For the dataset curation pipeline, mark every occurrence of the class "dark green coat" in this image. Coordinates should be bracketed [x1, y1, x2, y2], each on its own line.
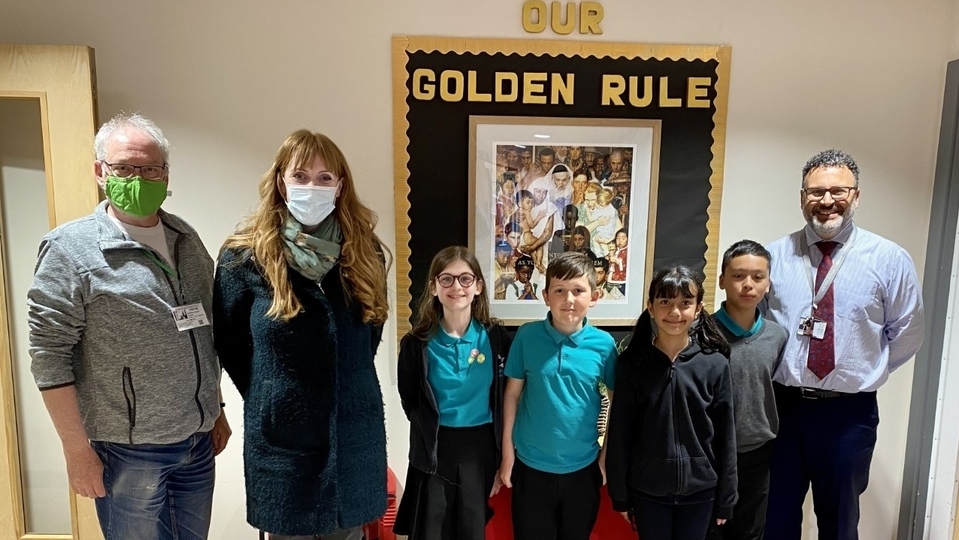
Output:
[213, 248, 386, 536]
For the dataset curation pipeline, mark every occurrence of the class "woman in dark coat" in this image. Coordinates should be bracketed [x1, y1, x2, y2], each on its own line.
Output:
[213, 129, 391, 540]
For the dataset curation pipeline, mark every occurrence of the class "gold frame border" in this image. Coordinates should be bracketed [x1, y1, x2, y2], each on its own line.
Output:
[392, 35, 731, 342]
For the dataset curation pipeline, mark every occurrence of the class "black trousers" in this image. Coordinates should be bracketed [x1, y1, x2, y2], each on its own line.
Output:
[511, 457, 602, 540]
[708, 440, 775, 540]
[632, 496, 714, 540]
[765, 384, 879, 540]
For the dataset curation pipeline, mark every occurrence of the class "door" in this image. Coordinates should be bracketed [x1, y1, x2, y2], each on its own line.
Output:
[0, 44, 101, 540]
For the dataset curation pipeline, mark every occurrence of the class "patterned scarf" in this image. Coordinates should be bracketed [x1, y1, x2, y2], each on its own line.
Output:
[281, 214, 342, 283]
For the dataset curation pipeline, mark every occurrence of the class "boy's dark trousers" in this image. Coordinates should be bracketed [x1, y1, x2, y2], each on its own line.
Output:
[708, 439, 775, 540]
[511, 457, 602, 540]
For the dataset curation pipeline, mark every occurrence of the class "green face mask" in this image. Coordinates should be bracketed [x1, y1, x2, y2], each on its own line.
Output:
[104, 176, 168, 218]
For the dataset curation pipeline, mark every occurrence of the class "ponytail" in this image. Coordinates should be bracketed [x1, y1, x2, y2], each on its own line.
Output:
[693, 310, 730, 357]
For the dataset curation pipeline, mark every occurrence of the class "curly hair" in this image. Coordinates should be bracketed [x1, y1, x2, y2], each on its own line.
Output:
[802, 149, 859, 187]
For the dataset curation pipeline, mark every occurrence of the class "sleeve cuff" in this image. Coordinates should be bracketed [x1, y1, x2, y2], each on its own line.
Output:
[715, 505, 734, 520]
[38, 381, 76, 391]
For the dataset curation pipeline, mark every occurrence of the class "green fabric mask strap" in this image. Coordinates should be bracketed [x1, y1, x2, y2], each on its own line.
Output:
[142, 249, 177, 278]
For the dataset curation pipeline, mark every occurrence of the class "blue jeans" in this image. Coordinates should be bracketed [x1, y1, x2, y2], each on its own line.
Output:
[92, 432, 216, 540]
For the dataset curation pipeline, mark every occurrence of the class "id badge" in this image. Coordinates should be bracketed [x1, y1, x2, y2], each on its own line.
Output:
[170, 303, 210, 331]
[797, 316, 812, 336]
[812, 319, 827, 340]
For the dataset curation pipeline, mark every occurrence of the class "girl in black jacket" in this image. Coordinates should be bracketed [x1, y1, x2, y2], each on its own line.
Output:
[606, 266, 737, 540]
[394, 246, 512, 540]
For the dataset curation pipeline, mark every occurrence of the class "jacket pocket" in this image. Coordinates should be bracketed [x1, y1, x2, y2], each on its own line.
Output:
[122, 367, 137, 444]
[260, 380, 333, 453]
[685, 456, 719, 492]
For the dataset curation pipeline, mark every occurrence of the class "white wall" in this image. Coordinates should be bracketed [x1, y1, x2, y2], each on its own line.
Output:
[1, 0, 955, 538]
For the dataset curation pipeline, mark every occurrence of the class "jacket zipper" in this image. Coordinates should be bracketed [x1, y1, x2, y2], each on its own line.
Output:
[159, 234, 206, 430]
[122, 367, 137, 444]
[670, 362, 682, 495]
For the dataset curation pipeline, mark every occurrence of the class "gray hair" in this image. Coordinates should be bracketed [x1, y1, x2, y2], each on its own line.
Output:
[94, 112, 170, 163]
[802, 149, 859, 187]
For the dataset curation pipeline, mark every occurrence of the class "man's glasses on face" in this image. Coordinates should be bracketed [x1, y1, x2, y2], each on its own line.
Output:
[102, 161, 168, 180]
[436, 273, 477, 288]
[802, 186, 856, 202]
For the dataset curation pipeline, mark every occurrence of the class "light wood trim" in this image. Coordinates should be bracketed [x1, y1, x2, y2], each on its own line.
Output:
[0, 44, 100, 540]
[71, 495, 100, 539]
[0, 44, 100, 225]
[0, 164, 26, 539]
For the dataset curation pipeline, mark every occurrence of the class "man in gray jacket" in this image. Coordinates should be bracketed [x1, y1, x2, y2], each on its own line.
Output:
[27, 112, 230, 540]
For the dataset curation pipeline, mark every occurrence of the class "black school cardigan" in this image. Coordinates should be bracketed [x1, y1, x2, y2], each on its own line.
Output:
[396, 323, 512, 474]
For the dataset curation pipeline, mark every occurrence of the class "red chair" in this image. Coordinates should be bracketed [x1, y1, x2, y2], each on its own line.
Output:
[364, 468, 399, 540]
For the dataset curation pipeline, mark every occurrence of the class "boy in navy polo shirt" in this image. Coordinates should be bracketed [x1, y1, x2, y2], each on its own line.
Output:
[495, 251, 617, 540]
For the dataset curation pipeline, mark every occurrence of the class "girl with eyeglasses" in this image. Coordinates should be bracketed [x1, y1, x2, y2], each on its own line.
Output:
[394, 246, 512, 540]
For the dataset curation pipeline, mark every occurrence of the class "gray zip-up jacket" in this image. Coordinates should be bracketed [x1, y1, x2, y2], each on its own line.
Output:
[28, 201, 221, 444]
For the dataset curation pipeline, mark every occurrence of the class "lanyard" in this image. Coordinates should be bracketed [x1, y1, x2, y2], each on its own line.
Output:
[142, 249, 177, 279]
[800, 228, 857, 311]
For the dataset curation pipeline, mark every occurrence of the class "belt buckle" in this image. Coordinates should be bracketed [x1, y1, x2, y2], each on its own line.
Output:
[799, 387, 822, 400]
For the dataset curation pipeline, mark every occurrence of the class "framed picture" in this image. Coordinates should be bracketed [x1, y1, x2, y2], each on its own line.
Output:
[469, 116, 660, 325]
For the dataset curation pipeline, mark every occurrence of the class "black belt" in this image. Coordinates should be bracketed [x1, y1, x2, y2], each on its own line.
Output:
[798, 387, 847, 399]
[777, 383, 851, 400]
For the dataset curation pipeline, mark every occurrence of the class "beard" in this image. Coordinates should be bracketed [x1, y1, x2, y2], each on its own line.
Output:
[805, 201, 857, 239]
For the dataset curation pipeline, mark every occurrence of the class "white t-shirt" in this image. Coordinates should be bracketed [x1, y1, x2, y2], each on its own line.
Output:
[109, 214, 173, 266]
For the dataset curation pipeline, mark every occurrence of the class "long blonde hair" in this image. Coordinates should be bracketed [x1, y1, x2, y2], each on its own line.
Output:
[222, 129, 391, 323]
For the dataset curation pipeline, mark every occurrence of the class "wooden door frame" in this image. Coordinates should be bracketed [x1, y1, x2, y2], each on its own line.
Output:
[0, 44, 100, 540]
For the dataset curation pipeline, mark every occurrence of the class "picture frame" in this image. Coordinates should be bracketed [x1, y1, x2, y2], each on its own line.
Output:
[469, 116, 661, 325]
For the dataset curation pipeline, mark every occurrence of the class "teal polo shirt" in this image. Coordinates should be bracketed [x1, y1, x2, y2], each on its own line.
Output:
[504, 316, 617, 474]
[714, 302, 763, 338]
[426, 319, 494, 427]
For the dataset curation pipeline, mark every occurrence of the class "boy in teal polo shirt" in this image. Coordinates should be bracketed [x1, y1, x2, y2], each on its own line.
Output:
[496, 252, 617, 540]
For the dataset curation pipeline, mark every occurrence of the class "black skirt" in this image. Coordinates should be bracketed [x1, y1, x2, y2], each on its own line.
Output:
[394, 423, 497, 540]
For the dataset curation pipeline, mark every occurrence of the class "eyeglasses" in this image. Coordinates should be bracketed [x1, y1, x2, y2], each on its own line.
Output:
[436, 273, 478, 288]
[802, 186, 856, 201]
[102, 161, 168, 180]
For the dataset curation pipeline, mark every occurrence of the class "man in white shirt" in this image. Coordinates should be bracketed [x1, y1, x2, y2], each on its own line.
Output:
[763, 149, 924, 540]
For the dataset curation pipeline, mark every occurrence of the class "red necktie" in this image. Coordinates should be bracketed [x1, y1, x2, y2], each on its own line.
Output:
[807, 241, 837, 379]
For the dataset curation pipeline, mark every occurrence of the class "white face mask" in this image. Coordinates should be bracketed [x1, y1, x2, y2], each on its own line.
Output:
[285, 184, 338, 226]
